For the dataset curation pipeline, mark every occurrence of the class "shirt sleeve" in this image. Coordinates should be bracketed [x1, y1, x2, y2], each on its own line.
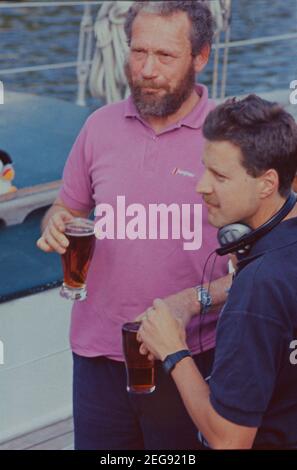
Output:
[59, 123, 94, 212]
[209, 308, 285, 427]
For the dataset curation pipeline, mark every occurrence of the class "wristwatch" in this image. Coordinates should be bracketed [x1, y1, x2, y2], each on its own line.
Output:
[162, 350, 192, 375]
[195, 285, 212, 312]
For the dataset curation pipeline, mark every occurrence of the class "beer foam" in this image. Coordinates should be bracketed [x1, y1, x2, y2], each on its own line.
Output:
[64, 229, 94, 236]
[65, 218, 94, 236]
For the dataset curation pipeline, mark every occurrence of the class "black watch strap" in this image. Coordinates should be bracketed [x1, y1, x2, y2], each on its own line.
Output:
[162, 349, 192, 375]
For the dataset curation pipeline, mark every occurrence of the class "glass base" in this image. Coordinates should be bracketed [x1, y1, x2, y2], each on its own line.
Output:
[60, 283, 87, 301]
[126, 385, 156, 394]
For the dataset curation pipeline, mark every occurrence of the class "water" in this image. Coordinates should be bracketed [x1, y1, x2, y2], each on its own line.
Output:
[0, 1, 296, 300]
[0, 0, 296, 105]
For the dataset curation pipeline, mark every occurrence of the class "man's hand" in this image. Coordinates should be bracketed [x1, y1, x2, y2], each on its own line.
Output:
[138, 299, 188, 361]
[134, 290, 198, 359]
[162, 291, 195, 326]
[135, 289, 198, 327]
[36, 209, 74, 255]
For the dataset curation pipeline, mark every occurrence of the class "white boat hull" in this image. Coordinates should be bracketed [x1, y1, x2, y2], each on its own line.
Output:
[0, 288, 72, 444]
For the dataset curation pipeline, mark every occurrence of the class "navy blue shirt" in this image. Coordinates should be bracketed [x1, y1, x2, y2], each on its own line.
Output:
[209, 217, 297, 449]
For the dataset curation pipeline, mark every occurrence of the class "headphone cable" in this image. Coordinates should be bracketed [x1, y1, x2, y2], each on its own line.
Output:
[198, 250, 218, 354]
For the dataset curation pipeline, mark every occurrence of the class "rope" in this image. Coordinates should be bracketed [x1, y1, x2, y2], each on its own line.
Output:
[89, 1, 133, 103]
[208, 0, 232, 99]
[76, 5, 94, 106]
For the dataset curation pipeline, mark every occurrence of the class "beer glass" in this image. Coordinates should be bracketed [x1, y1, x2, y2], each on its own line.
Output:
[60, 218, 95, 301]
[122, 322, 155, 394]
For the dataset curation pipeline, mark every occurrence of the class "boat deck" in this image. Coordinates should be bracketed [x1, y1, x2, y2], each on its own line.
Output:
[0, 418, 74, 451]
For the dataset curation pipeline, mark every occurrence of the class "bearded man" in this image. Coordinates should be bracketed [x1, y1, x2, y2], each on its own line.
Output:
[37, 1, 231, 450]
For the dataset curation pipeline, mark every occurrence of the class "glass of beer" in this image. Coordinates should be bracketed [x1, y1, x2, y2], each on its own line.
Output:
[122, 322, 155, 394]
[60, 218, 95, 301]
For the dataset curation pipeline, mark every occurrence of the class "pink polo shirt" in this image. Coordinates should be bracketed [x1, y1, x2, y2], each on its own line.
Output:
[59, 84, 227, 361]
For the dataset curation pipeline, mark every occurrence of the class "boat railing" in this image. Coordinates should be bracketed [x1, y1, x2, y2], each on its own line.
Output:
[0, 180, 61, 226]
[1, 1, 297, 103]
[0, 1, 105, 106]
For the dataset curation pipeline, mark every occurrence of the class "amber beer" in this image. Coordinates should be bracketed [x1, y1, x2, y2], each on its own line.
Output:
[122, 322, 155, 394]
[60, 218, 95, 301]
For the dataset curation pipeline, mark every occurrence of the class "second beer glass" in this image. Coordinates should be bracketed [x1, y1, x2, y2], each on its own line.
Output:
[122, 322, 155, 394]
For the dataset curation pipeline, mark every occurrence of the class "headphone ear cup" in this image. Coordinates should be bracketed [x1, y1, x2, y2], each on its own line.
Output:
[217, 223, 253, 250]
[216, 192, 297, 257]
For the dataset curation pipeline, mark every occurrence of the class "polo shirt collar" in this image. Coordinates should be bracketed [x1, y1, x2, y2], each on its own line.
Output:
[124, 84, 212, 130]
[179, 84, 211, 129]
[237, 217, 297, 268]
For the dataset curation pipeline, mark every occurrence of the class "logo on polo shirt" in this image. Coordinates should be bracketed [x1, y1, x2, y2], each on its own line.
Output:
[94, 196, 202, 251]
[172, 167, 195, 178]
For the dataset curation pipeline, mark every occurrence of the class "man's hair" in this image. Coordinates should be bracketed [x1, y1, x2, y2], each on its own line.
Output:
[124, 1, 214, 56]
[203, 94, 297, 197]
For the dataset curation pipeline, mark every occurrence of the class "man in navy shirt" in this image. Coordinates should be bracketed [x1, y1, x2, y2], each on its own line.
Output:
[138, 95, 297, 449]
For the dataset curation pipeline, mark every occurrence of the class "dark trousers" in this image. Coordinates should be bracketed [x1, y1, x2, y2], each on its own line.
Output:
[73, 349, 214, 450]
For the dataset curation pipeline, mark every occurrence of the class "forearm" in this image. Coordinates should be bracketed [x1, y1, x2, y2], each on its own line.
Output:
[139, 300, 257, 450]
[204, 273, 233, 312]
[171, 357, 251, 449]
[165, 274, 233, 324]
[170, 357, 219, 447]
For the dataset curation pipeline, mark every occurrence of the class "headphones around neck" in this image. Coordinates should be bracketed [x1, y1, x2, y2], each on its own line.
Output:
[216, 192, 297, 256]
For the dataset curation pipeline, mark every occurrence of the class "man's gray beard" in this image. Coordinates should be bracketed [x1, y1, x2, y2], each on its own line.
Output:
[125, 62, 196, 118]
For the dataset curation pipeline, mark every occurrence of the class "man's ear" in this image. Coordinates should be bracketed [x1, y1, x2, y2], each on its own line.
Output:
[258, 169, 279, 199]
[193, 44, 211, 73]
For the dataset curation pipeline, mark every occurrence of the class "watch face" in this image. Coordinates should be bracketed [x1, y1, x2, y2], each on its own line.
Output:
[202, 291, 211, 306]
[199, 287, 211, 307]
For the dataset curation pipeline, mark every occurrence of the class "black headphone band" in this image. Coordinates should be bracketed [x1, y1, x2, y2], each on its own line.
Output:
[216, 192, 297, 256]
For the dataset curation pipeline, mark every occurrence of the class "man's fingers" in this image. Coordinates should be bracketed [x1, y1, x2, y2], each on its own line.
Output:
[136, 330, 142, 342]
[48, 220, 69, 248]
[139, 343, 155, 362]
[139, 343, 149, 355]
[36, 237, 53, 253]
[42, 231, 67, 254]
[52, 211, 74, 232]
[36, 210, 74, 254]
[135, 306, 155, 323]
[37, 232, 67, 254]
[39, 217, 70, 254]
